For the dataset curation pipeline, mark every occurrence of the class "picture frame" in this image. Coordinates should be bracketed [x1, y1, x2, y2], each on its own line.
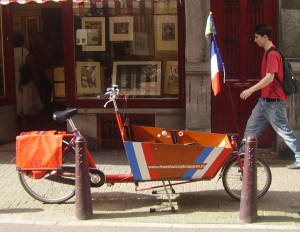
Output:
[109, 16, 134, 41]
[76, 62, 102, 97]
[81, 17, 106, 51]
[25, 16, 40, 47]
[13, 17, 22, 32]
[154, 15, 178, 51]
[164, 61, 179, 95]
[112, 61, 162, 96]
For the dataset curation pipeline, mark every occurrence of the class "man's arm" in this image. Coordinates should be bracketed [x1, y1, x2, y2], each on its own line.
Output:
[240, 73, 274, 100]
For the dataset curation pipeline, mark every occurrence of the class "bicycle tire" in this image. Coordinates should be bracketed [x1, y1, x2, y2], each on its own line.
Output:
[222, 156, 272, 200]
[18, 140, 76, 203]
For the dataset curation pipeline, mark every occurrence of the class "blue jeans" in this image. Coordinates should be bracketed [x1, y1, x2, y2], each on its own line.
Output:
[240, 98, 300, 162]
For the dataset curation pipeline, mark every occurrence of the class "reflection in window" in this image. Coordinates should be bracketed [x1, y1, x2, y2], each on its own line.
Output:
[73, 0, 179, 99]
[0, 9, 5, 98]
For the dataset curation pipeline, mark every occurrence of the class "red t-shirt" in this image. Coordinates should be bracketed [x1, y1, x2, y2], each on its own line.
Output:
[261, 47, 286, 100]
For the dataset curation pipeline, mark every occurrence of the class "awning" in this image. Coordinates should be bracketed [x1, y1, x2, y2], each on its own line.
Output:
[0, 0, 84, 4]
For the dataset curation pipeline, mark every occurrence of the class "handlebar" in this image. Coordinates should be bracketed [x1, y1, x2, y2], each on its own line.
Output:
[105, 84, 119, 95]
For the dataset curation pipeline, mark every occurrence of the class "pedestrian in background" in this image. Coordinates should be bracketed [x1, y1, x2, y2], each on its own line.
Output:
[239, 24, 300, 169]
[13, 34, 43, 122]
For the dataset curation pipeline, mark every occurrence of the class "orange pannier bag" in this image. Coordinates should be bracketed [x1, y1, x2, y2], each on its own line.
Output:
[16, 131, 65, 179]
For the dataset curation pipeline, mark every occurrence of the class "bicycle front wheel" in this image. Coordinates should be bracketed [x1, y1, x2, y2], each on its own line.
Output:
[18, 140, 76, 203]
[222, 156, 272, 200]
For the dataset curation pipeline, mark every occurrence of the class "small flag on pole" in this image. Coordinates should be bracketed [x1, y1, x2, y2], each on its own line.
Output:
[205, 12, 217, 43]
[211, 40, 223, 96]
[205, 12, 225, 96]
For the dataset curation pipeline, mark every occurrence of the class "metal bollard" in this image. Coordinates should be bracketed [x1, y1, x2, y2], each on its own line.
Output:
[75, 135, 93, 220]
[239, 135, 257, 223]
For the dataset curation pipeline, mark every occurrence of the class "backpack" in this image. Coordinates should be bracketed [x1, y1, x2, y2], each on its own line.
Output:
[19, 48, 33, 86]
[266, 47, 300, 96]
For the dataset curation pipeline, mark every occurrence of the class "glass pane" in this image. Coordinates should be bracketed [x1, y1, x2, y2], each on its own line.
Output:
[73, 0, 179, 100]
[0, 9, 5, 98]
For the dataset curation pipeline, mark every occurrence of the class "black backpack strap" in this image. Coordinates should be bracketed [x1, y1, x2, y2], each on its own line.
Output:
[265, 47, 282, 59]
[265, 47, 283, 86]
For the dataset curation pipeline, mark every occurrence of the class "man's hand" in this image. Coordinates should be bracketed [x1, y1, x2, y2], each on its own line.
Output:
[240, 89, 253, 100]
[240, 73, 274, 100]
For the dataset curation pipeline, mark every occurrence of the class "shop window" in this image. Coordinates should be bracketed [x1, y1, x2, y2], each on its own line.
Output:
[73, 0, 179, 100]
[0, 10, 5, 98]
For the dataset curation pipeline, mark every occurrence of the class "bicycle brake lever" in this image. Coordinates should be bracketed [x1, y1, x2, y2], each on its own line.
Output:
[104, 99, 112, 108]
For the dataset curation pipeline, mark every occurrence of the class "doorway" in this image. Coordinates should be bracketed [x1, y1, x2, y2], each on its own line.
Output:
[11, 2, 66, 132]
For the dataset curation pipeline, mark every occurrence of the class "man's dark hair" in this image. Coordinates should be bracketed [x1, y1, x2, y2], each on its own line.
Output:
[13, 34, 25, 48]
[254, 24, 273, 41]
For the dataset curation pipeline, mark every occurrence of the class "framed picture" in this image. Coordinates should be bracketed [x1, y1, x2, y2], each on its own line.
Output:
[25, 16, 40, 47]
[13, 17, 22, 32]
[154, 1, 177, 15]
[81, 17, 105, 51]
[112, 61, 162, 96]
[154, 15, 178, 51]
[109, 16, 134, 41]
[76, 62, 102, 97]
[164, 61, 178, 95]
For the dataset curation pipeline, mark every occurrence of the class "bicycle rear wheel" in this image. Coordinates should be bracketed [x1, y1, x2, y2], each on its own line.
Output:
[222, 156, 272, 200]
[18, 140, 76, 203]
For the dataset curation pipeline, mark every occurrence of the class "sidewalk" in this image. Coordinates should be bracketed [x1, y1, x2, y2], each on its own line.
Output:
[0, 142, 300, 232]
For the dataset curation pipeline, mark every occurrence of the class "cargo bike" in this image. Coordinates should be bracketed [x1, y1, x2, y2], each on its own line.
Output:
[16, 85, 272, 212]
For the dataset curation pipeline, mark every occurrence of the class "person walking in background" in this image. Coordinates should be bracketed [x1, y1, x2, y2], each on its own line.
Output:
[239, 24, 300, 169]
[13, 34, 43, 122]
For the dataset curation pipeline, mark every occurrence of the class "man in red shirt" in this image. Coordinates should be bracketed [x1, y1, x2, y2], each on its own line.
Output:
[240, 24, 300, 169]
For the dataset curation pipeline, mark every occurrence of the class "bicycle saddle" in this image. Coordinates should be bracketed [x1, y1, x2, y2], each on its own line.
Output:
[53, 108, 78, 123]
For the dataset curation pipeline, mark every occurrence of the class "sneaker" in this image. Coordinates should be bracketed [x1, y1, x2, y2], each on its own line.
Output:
[286, 161, 300, 169]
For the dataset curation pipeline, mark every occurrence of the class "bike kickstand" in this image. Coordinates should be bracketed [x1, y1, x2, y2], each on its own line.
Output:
[150, 180, 176, 213]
